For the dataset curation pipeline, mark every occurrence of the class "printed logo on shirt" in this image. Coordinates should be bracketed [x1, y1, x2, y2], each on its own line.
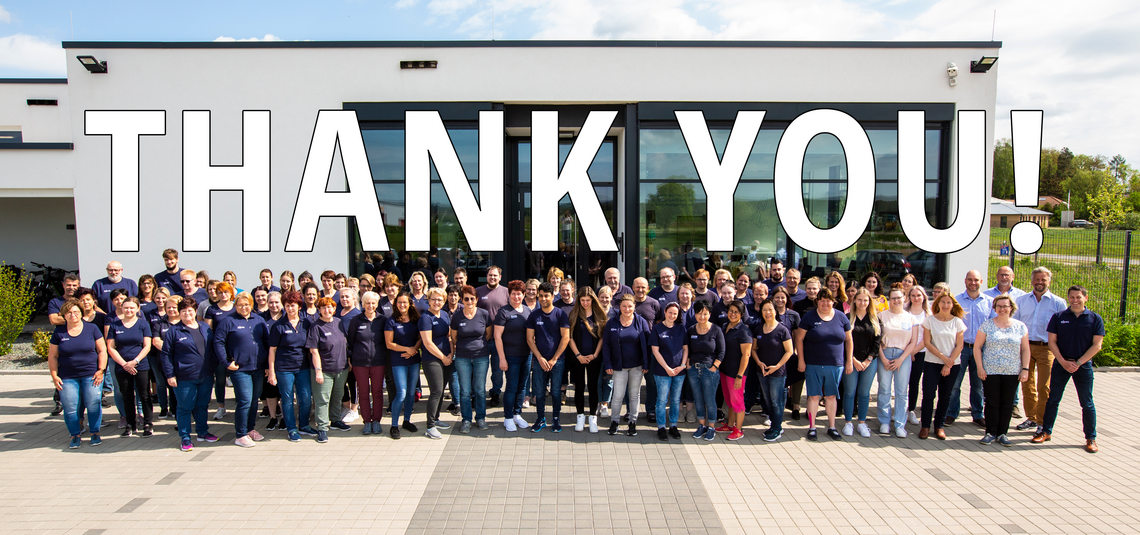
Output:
[459, 323, 466, 327]
[611, 328, 619, 332]
[284, 330, 294, 334]
[691, 335, 697, 339]
[536, 320, 544, 326]
[177, 336, 188, 342]
[321, 330, 331, 337]
[359, 325, 368, 330]
[237, 325, 246, 330]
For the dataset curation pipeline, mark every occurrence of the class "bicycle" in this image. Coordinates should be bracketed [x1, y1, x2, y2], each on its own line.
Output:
[24, 261, 76, 322]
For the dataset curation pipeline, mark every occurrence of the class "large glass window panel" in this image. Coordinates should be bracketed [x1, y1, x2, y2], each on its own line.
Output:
[640, 182, 707, 284]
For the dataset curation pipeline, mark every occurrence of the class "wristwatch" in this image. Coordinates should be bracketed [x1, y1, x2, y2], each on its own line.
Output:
[735, 374, 743, 379]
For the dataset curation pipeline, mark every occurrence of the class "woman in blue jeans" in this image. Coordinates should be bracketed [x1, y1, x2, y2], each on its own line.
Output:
[268, 291, 313, 442]
[685, 300, 725, 441]
[494, 280, 532, 432]
[450, 285, 494, 433]
[878, 288, 919, 438]
[49, 299, 108, 449]
[841, 289, 881, 438]
[750, 299, 793, 441]
[649, 302, 688, 441]
[161, 297, 220, 452]
[214, 294, 270, 448]
[384, 292, 422, 439]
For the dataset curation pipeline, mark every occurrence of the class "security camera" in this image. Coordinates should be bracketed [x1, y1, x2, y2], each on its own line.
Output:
[947, 62, 959, 87]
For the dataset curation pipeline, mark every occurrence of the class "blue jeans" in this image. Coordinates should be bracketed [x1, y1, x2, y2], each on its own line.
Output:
[948, 343, 984, 419]
[842, 359, 878, 422]
[488, 347, 504, 396]
[654, 374, 686, 428]
[877, 347, 912, 428]
[60, 376, 102, 437]
[503, 355, 530, 419]
[174, 377, 212, 441]
[454, 357, 488, 421]
[688, 362, 720, 423]
[391, 364, 421, 426]
[597, 366, 613, 404]
[530, 356, 565, 421]
[1042, 360, 1096, 439]
[759, 374, 787, 433]
[275, 368, 312, 432]
[230, 370, 264, 439]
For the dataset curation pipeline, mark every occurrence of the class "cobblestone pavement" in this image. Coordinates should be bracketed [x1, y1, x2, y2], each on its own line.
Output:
[1, 371, 1138, 534]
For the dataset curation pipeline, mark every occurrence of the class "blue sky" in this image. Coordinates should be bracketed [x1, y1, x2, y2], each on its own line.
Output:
[1, 0, 1137, 164]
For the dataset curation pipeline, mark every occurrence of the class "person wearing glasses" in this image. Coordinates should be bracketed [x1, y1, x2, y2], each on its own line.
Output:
[179, 269, 209, 310]
[49, 299, 108, 449]
[384, 293, 422, 439]
[420, 287, 454, 439]
[974, 295, 1030, 446]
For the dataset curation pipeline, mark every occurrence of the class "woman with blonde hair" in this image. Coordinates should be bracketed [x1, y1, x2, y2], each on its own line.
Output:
[840, 288, 881, 437]
[919, 293, 967, 439]
[877, 287, 920, 437]
[905, 285, 931, 425]
[279, 271, 298, 294]
[825, 271, 850, 314]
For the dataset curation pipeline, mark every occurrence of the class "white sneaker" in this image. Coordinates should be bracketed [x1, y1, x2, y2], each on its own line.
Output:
[575, 414, 586, 432]
[764, 417, 772, 426]
[879, 423, 891, 435]
[842, 422, 854, 436]
[426, 427, 443, 439]
[857, 423, 871, 437]
[234, 435, 255, 448]
[213, 407, 226, 420]
[908, 411, 920, 425]
[895, 426, 908, 438]
[588, 415, 599, 433]
[513, 415, 530, 429]
[521, 397, 530, 409]
[598, 405, 610, 419]
[342, 409, 359, 423]
[226, 377, 233, 387]
[503, 418, 517, 432]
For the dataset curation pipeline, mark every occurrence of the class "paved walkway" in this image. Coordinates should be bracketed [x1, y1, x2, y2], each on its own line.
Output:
[2, 371, 1139, 534]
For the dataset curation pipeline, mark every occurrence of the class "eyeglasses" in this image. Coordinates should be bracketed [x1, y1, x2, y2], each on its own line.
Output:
[181, 279, 195, 284]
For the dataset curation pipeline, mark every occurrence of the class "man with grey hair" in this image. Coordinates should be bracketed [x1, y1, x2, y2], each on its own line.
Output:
[984, 266, 1027, 300]
[1014, 266, 1067, 434]
[91, 260, 138, 317]
[949, 270, 995, 427]
[600, 267, 633, 301]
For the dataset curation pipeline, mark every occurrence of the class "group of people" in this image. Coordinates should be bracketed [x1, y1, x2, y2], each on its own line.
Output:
[46, 250, 1104, 453]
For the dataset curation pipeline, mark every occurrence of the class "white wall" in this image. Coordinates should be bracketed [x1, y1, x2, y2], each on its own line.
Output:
[51, 43, 998, 288]
[0, 197, 80, 272]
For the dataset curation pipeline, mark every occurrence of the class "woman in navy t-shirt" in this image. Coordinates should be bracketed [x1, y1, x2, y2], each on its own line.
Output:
[602, 294, 651, 437]
[494, 280, 532, 431]
[450, 286, 494, 431]
[107, 297, 154, 437]
[419, 288, 454, 437]
[649, 302, 688, 440]
[718, 301, 753, 441]
[794, 287, 853, 441]
[568, 286, 607, 433]
[267, 291, 314, 441]
[750, 299, 793, 440]
[385, 293, 422, 439]
[49, 299, 108, 449]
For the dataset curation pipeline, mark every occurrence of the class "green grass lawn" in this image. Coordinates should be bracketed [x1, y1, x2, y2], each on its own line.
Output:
[990, 227, 1133, 260]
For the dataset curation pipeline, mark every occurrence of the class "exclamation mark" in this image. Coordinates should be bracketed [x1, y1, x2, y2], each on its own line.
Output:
[1009, 110, 1044, 254]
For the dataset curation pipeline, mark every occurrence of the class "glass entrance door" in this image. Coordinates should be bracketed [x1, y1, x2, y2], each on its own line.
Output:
[511, 138, 617, 289]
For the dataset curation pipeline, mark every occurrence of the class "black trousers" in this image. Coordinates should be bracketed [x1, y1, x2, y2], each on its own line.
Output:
[568, 356, 602, 416]
[920, 361, 958, 429]
[908, 352, 925, 411]
[115, 369, 153, 430]
[983, 374, 1019, 437]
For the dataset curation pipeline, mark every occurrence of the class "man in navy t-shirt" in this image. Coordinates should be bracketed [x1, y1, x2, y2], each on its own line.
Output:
[48, 274, 82, 326]
[525, 282, 571, 432]
[153, 248, 184, 297]
[1036, 285, 1106, 453]
[91, 261, 138, 317]
[648, 267, 679, 307]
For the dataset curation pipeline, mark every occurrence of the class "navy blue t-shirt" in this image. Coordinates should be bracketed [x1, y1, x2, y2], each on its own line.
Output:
[268, 316, 311, 372]
[1047, 308, 1106, 362]
[648, 286, 679, 307]
[418, 310, 452, 364]
[337, 307, 362, 334]
[720, 323, 754, 377]
[526, 307, 569, 359]
[378, 296, 395, 318]
[686, 323, 725, 367]
[494, 305, 532, 358]
[634, 298, 664, 325]
[384, 317, 422, 366]
[108, 317, 152, 372]
[346, 313, 387, 368]
[572, 313, 602, 358]
[649, 321, 687, 376]
[139, 300, 159, 322]
[154, 270, 183, 297]
[204, 304, 236, 326]
[602, 315, 650, 371]
[451, 308, 493, 359]
[92, 277, 138, 316]
[410, 293, 430, 313]
[48, 296, 66, 316]
[306, 318, 348, 373]
[752, 323, 792, 377]
[799, 309, 851, 367]
[52, 322, 103, 379]
[84, 311, 108, 336]
[213, 314, 269, 371]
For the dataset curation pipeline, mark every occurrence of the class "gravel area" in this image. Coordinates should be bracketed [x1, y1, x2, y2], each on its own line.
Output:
[0, 332, 49, 370]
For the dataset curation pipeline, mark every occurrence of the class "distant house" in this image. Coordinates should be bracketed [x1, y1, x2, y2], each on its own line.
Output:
[991, 197, 1051, 229]
[1038, 195, 1065, 208]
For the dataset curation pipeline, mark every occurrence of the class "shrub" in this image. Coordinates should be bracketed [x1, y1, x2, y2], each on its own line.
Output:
[0, 266, 35, 356]
[33, 329, 52, 359]
[1097, 319, 1140, 367]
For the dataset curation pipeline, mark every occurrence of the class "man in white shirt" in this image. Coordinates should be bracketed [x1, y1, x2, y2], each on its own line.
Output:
[1012, 267, 1068, 433]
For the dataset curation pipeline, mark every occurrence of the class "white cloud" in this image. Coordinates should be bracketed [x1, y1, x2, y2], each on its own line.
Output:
[0, 5, 11, 24]
[428, 0, 478, 16]
[0, 33, 65, 74]
[394, 0, 419, 8]
[213, 34, 283, 42]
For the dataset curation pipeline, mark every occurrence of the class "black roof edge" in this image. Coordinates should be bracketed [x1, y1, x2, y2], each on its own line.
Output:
[61, 40, 1002, 50]
[0, 78, 68, 84]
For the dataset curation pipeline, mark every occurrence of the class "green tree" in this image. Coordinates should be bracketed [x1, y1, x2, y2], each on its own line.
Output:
[1086, 178, 1128, 229]
[991, 139, 1014, 199]
[645, 179, 696, 228]
[0, 267, 35, 356]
